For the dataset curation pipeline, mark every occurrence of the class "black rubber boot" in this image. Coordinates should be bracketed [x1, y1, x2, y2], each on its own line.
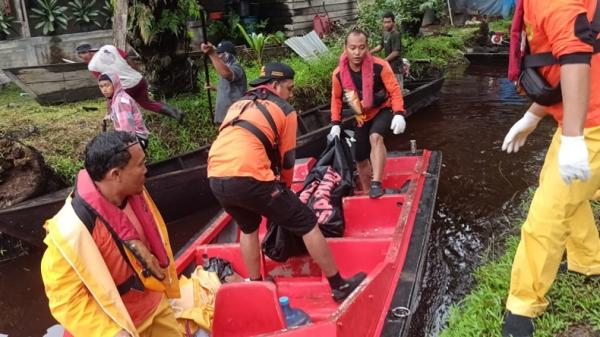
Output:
[159, 103, 185, 123]
[369, 181, 384, 199]
[331, 272, 367, 302]
[501, 312, 535, 337]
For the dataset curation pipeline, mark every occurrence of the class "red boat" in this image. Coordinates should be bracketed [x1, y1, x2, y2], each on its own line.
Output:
[175, 149, 442, 337]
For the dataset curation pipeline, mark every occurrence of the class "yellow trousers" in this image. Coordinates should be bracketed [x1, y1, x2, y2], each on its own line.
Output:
[506, 127, 600, 318]
[138, 296, 182, 337]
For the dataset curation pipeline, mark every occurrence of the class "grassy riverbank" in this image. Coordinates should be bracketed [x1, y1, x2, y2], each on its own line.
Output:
[439, 194, 600, 337]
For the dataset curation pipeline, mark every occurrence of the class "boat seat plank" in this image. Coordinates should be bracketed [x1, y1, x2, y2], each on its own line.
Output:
[343, 195, 406, 238]
[213, 282, 286, 337]
[274, 277, 338, 322]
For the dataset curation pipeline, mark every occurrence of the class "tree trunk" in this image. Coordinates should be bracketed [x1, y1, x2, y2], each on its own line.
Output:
[112, 0, 128, 49]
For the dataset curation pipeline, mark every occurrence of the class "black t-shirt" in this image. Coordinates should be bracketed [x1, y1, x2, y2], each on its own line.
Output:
[381, 30, 402, 74]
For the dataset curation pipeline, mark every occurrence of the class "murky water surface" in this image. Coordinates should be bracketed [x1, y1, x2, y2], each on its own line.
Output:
[0, 65, 556, 336]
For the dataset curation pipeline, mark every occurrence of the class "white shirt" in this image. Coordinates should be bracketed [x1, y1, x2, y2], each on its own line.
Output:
[88, 45, 143, 89]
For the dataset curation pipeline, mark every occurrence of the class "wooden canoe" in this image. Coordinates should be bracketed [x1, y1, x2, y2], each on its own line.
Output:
[174, 149, 442, 337]
[0, 77, 444, 246]
[2, 63, 101, 105]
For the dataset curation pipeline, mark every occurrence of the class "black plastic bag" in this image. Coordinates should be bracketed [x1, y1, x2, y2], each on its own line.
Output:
[262, 136, 355, 262]
[202, 255, 234, 283]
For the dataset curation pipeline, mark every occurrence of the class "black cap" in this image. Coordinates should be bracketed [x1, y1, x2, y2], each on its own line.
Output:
[216, 41, 236, 55]
[249, 62, 295, 87]
[76, 43, 98, 54]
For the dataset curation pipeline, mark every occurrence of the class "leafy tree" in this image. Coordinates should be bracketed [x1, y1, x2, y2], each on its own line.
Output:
[127, 0, 200, 97]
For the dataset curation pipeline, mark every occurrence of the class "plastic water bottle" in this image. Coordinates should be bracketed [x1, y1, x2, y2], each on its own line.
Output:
[279, 296, 311, 327]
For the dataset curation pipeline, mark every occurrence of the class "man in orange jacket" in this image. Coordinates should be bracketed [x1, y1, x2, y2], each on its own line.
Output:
[500, 0, 600, 336]
[208, 62, 366, 302]
[329, 29, 406, 198]
[41, 131, 180, 337]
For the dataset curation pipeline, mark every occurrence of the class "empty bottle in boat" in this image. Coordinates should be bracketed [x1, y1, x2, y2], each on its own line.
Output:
[279, 296, 311, 327]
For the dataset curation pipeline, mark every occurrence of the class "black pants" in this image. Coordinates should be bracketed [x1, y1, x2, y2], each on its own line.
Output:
[209, 177, 317, 235]
[354, 108, 393, 161]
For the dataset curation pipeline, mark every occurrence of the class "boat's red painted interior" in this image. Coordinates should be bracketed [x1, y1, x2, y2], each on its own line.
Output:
[176, 152, 431, 336]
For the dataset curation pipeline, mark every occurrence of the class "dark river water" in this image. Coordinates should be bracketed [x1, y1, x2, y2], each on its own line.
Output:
[0, 65, 556, 337]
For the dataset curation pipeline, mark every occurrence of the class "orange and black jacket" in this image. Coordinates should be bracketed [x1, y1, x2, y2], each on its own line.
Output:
[208, 87, 297, 187]
[524, 0, 600, 127]
[330, 57, 405, 124]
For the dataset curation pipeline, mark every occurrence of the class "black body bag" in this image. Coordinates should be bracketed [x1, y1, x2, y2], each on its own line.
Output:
[262, 136, 355, 262]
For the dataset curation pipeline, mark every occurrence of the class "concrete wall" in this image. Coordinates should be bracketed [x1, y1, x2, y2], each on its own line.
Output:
[0, 30, 112, 84]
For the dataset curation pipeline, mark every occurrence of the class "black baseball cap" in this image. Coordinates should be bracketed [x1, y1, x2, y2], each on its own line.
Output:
[249, 62, 295, 87]
[76, 43, 98, 54]
[216, 41, 236, 55]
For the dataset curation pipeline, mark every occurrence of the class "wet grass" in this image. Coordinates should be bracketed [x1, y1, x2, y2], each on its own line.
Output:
[439, 193, 600, 337]
[0, 48, 342, 183]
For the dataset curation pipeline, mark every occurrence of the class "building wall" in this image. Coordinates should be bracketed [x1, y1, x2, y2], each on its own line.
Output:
[256, 0, 358, 36]
[0, 30, 112, 84]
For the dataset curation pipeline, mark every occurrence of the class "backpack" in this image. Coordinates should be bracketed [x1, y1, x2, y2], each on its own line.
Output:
[508, 0, 600, 106]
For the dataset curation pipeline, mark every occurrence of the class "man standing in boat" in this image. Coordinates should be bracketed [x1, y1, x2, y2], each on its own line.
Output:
[500, 0, 600, 335]
[370, 11, 405, 91]
[200, 40, 248, 125]
[76, 43, 185, 123]
[208, 62, 366, 302]
[329, 29, 406, 198]
[41, 131, 181, 337]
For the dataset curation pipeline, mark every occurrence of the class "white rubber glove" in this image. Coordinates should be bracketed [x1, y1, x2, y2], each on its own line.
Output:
[502, 111, 542, 153]
[390, 114, 406, 134]
[558, 135, 590, 185]
[329, 125, 341, 138]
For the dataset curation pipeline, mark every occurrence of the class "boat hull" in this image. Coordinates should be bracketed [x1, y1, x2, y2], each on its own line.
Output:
[173, 150, 442, 337]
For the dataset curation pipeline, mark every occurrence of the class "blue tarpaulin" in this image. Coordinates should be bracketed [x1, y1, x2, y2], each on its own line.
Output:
[451, 0, 515, 17]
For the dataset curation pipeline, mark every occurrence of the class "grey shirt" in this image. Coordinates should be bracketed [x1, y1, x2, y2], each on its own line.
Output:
[215, 62, 248, 124]
[381, 30, 403, 74]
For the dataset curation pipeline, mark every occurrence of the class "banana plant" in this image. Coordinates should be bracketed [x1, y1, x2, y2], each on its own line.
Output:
[30, 0, 70, 35]
[236, 23, 279, 66]
[68, 0, 101, 29]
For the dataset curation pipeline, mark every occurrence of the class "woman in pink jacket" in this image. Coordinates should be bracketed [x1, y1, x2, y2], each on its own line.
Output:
[99, 73, 150, 149]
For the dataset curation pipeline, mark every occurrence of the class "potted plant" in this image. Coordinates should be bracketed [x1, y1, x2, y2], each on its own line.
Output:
[0, 11, 15, 40]
[236, 23, 283, 66]
[69, 0, 101, 31]
[98, 0, 113, 29]
[30, 0, 69, 35]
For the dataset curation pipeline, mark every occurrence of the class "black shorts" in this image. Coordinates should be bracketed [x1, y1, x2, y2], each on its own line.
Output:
[209, 177, 317, 235]
[354, 108, 393, 162]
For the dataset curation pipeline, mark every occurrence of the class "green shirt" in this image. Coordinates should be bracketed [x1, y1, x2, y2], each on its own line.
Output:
[381, 30, 402, 74]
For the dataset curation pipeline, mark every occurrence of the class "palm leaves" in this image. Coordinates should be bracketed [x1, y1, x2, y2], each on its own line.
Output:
[30, 0, 69, 35]
[68, 0, 101, 28]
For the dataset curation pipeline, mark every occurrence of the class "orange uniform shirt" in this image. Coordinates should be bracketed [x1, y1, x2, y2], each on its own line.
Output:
[92, 208, 162, 327]
[330, 57, 405, 123]
[524, 0, 600, 127]
[208, 88, 297, 187]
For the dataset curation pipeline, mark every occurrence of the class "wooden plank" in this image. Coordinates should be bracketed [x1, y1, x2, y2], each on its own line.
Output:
[29, 79, 98, 95]
[289, 8, 357, 24]
[14, 69, 93, 84]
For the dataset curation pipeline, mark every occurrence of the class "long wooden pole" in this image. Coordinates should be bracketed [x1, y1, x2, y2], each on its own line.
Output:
[199, 8, 214, 121]
[447, 0, 454, 26]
